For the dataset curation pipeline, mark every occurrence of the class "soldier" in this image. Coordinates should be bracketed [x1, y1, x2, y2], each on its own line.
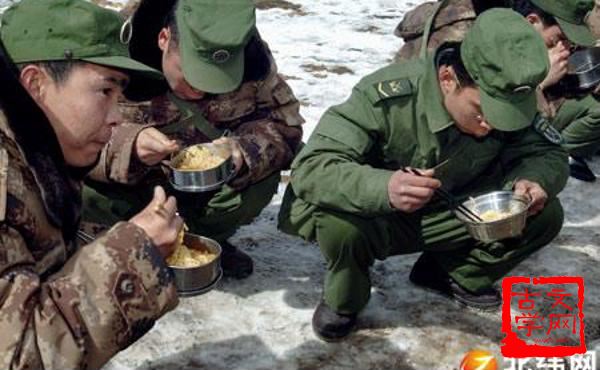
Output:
[83, 0, 304, 279]
[279, 9, 568, 341]
[396, 0, 600, 182]
[0, 0, 183, 368]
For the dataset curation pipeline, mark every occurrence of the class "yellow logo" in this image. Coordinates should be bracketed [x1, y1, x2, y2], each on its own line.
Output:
[460, 349, 498, 370]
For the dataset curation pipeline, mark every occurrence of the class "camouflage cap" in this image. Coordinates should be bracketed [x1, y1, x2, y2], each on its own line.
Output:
[0, 0, 164, 101]
[176, 0, 256, 94]
[530, 0, 596, 47]
[461, 9, 550, 132]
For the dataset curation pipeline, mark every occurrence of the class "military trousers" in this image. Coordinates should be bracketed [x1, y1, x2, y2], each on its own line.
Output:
[82, 172, 280, 243]
[305, 198, 563, 314]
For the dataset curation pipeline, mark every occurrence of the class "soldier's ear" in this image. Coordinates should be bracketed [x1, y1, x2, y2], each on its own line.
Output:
[438, 65, 459, 95]
[158, 27, 171, 52]
[525, 13, 544, 32]
[18, 64, 47, 102]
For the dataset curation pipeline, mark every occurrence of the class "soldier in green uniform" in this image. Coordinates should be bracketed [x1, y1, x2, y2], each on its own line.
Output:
[83, 0, 304, 279]
[279, 9, 569, 341]
[396, 0, 600, 182]
[0, 0, 183, 367]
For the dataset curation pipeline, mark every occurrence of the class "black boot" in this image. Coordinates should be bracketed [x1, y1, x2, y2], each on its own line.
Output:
[409, 253, 501, 311]
[569, 156, 596, 182]
[312, 300, 357, 342]
[220, 241, 253, 279]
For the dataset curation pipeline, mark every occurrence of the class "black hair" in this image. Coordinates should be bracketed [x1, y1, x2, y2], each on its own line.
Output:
[511, 0, 558, 26]
[163, 0, 179, 48]
[434, 42, 475, 87]
[472, 0, 510, 15]
[17, 60, 82, 85]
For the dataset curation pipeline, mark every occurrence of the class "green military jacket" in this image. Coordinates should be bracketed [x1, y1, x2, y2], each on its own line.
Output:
[281, 57, 569, 235]
[550, 94, 600, 157]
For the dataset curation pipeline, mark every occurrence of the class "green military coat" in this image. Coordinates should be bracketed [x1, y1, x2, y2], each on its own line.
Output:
[281, 57, 569, 237]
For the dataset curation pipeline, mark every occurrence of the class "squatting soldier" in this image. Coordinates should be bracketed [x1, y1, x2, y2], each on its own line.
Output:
[279, 9, 569, 341]
[83, 0, 304, 279]
[396, 0, 600, 182]
[0, 0, 183, 368]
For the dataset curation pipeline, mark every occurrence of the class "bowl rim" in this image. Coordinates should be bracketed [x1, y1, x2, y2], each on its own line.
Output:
[457, 191, 532, 225]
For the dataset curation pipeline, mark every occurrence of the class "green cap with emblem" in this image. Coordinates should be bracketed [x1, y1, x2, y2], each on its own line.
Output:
[461, 8, 549, 132]
[530, 0, 595, 47]
[176, 0, 256, 94]
[0, 0, 164, 101]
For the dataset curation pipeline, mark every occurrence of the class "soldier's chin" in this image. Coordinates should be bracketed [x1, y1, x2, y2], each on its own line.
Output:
[64, 149, 101, 168]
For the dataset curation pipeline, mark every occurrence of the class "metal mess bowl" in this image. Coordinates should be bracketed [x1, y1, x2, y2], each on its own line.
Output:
[170, 233, 222, 297]
[167, 143, 234, 192]
[454, 191, 531, 243]
[565, 47, 600, 90]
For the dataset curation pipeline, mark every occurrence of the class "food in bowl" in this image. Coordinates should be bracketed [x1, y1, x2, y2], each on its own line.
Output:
[479, 209, 513, 222]
[167, 227, 218, 268]
[174, 145, 227, 171]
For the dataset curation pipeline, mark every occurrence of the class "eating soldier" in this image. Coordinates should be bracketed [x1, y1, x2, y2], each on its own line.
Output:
[279, 9, 569, 341]
[0, 0, 183, 368]
[83, 0, 304, 279]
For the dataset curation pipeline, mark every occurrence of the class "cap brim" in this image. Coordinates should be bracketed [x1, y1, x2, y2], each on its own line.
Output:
[479, 88, 537, 132]
[557, 19, 596, 47]
[84, 55, 167, 101]
[180, 44, 244, 94]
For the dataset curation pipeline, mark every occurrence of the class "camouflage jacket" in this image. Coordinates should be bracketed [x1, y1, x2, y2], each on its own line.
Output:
[0, 110, 178, 369]
[89, 47, 304, 191]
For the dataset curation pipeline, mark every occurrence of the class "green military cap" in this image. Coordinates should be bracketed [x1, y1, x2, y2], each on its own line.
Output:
[461, 8, 549, 132]
[0, 0, 164, 101]
[176, 0, 256, 94]
[530, 0, 596, 47]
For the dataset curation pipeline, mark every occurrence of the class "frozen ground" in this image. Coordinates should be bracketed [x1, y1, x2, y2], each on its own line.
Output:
[0, 0, 598, 368]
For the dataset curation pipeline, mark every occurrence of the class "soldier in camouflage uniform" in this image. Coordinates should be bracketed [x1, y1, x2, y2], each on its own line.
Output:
[0, 0, 183, 368]
[83, 0, 304, 279]
[396, 0, 600, 182]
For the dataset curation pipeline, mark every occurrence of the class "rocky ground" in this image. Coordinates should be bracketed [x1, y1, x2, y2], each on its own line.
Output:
[0, 0, 598, 368]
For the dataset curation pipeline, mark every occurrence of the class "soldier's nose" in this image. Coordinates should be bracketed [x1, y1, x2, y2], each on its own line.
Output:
[479, 120, 493, 134]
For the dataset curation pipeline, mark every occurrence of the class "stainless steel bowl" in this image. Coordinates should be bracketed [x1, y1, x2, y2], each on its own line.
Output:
[564, 47, 600, 91]
[454, 191, 531, 242]
[170, 233, 222, 297]
[167, 143, 234, 192]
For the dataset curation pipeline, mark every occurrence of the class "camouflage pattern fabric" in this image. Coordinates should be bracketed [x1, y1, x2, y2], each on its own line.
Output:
[88, 47, 304, 191]
[394, 0, 477, 62]
[0, 110, 178, 370]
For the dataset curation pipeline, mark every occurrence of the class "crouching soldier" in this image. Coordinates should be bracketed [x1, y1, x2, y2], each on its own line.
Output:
[0, 0, 183, 368]
[82, 0, 304, 280]
[279, 9, 568, 341]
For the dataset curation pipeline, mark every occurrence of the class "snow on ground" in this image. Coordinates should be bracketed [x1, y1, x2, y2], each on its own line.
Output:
[0, 0, 598, 368]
